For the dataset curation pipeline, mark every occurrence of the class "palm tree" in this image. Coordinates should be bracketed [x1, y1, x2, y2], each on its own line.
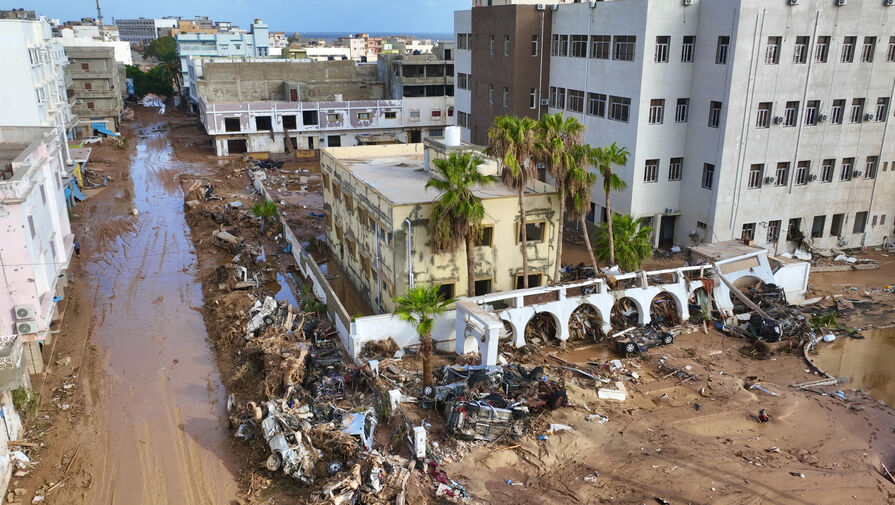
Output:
[593, 214, 653, 272]
[566, 145, 600, 273]
[486, 115, 538, 288]
[252, 199, 278, 233]
[426, 153, 496, 297]
[536, 113, 584, 281]
[588, 142, 630, 266]
[394, 285, 454, 386]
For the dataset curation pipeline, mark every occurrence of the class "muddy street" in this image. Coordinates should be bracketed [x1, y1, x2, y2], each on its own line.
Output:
[74, 114, 238, 504]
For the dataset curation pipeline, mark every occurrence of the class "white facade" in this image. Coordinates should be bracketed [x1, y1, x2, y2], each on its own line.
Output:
[545, 0, 895, 252]
[305, 47, 352, 61]
[453, 10, 472, 143]
[58, 26, 133, 65]
[115, 17, 178, 44]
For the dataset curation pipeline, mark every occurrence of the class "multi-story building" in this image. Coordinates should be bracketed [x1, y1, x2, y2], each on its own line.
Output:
[0, 9, 35, 20]
[114, 17, 179, 45]
[193, 57, 455, 155]
[64, 46, 123, 136]
[0, 127, 74, 375]
[176, 19, 270, 100]
[321, 138, 560, 313]
[59, 25, 133, 65]
[378, 42, 455, 99]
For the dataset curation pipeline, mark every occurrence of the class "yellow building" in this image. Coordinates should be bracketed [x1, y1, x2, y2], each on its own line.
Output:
[321, 139, 561, 313]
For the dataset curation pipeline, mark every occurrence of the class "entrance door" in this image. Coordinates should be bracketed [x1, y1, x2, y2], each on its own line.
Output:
[408, 130, 422, 143]
[227, 139, 247, 154]
[307, 137, 315, 149]
[659, 215, 677, 249]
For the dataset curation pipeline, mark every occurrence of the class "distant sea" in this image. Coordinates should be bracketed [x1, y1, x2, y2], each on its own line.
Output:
[294, 32, 453, 42]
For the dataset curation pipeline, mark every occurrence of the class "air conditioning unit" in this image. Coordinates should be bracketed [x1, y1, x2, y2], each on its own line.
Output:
[787, 0, 798, 4]
[16, 321, 37, 335]
[863, 113, 875, 121]
[589, 0, 598, 8]
[773, 116, 784, 124]
[551, 4, 560, 11]
[683, 0, 693, 5]
[818, 114, 828, 122]
[808, 174, 818, 181]
[540, 98, 549, 106]
[854, 170, 863, 177]
[835, 0, 847, 6]
[839, 238, 849, 246]
[14, 305, 35, 320]
[886, 0, 895, 7]
[764, 176, 775, 184]
[536, 3, 546, 11]
[665, 208, 675, 214]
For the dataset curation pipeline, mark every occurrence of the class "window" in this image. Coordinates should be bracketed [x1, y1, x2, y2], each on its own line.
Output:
[748, 164, 763, 189]
[332, 182, 342, 202]
[27, 215, 36, 237]
[669, 157, 683, 181]
[457, 111, 469, 128]
[515, 273, 543, 289]
[648, 99, 664, 124]
[795, 161, 809, 185]
[517, 221, 545, 243]
[326, 113, 342, 122]
[816, 36, 830, 62]
[741, 223, 756, 241]
[437, 283, 456, 300]
[489, 35, 495, 56]
[504, 34, 510, 56]
[551, 34, 569, 56]
[716, 36, 729, 64]
[787, 218, 802, 242]
[431, 109, 442, 118]
[489, 84, 494, 104]
[767, 220, 781, 243]
[474, 279, 492, 296]
[549, 86, 557, 107]
[613, 36, 636, 61]
[590, 35, 610, 59]
[756, 102, 772, 128]
[555, 87, 566, 109]
[766, 36, 781, 64]
[588, 93, 606, 117]
[793, 36, 809, 63]
[702, 163, 715, 189]
[675, 98, 689, 123]
[830, 99, 844, 124]
[322, 172, 331, 192]
[608, 96, 630, 122]
[327, 135, 341, 147]
[84, 82, 92, 90]
[811, 215, 826, 238]
[385, 111, 397, 119]
[644, 159, 659, 182]
[529, 88, 537, 109]
[531, 34, 539, 56]
[708, 101, 722, 128]
[681, 35, 695, 62]
[224, 117, 241, 132]
[853, 211, 868, 234]
[86, 102, 94, 109]
[568, 90, 585, 113]
[39, 184, 46, 204]
[841, 36, 856, 63]
[775, 162, 789, 186]
[28, 48, 40, 65]
[502, 87, 509, 108]
[876, 97, 889, 121]
[35, 86, 47, 104]
[571, 35, 588, 57]
[888, 36, 895, 62]
[840, 157, 854, 181]
[655, 36, 670, 63]
[830, 213, 844, 236]
[784, 101, 799, 127]
[865, 156, 878, 179]
[346, 239, 356, 260]
[303, 110, 319, 126]
[475, 225, 494, 247]
[861, 36, 876, 62]
[81, 62, 89, 70]
[457, 73, 469, 90]
[282, 115, 297, 129]
[849, 98, 864, 123]
[804, 100, 819, 126]
[457, 33, 469, 50]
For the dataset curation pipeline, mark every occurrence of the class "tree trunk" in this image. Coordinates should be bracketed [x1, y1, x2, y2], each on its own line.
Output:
[465, 228, 476, 297]
[581, 214, 598, 274]
[421, 334, 434, 386]
[605, 184, 615, 266]
[553, 179, 566, 282]
[518, 187, 529, 289]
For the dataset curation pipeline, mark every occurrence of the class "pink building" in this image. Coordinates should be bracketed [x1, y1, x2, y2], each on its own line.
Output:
[0, 126, 73, 377]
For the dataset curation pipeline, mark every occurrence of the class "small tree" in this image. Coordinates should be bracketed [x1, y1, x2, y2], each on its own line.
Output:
[252, 200, 278, 232]
[589, 142, 630, 266]
[394, 285, 454, 386]
[593, 214, 653, 272]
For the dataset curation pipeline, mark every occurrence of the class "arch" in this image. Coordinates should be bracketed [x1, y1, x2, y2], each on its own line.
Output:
[611, 297, 641, 328]
[447, 106, 455, 117]
[525, 311, 560, 342]
[568, 304, 605, 341]
[649, 292, 682, 326]
[732, 275, 763, 290]
[688, 286, 717, 318]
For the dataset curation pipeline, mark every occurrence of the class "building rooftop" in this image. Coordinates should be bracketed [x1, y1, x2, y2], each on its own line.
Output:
[689, 241, 766, 262]
[0, 143, 29, 175]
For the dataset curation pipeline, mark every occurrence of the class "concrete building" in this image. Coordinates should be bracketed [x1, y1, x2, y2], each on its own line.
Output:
[114, 17, 179, 45]
[542, 0, 895, 252]
[320, 140, 561, 313]
[65, 46, 123, 136]
[0, 127, 74, 375]
[0, 9, 35, 20]
[59, 25, 133, 65]
[176, 19, 271, 100]
[379, 42, 455, 99]
[193, 59, 455, 155]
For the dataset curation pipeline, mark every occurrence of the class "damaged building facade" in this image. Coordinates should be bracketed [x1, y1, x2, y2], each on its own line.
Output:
[320, 138, 561, 314]
[456, 0, 895, 252]
[63, 45, 124, 136]
[194, 56, 455, 156]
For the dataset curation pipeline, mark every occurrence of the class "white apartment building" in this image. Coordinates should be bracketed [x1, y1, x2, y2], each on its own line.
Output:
[115, 17, 179, 44]
[547, 0, 895, 252]
[453, 10, 472, 143]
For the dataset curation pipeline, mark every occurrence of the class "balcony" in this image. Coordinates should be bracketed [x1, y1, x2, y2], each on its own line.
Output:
[0, 335, 24, 371]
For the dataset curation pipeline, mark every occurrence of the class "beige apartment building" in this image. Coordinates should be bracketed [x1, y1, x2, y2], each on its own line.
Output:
[321, 138, 560, 313]
[64, 45, 123, 136]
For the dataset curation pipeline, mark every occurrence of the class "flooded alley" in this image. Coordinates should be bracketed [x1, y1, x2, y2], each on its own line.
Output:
[815, 326, 895, 406]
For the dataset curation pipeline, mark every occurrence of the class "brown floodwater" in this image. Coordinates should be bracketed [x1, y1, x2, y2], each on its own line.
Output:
[814, 326, 895, 406]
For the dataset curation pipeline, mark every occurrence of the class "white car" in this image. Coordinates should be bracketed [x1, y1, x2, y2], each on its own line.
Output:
[82, 136, 103, 144]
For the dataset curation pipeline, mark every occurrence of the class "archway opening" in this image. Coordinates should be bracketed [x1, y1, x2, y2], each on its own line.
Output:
[650, 292, 681, 326]
[569, 305, 605, 342]
[688, 287, 718, 321]
[525, 312, 558, 343]
[611, 298, 640, 329]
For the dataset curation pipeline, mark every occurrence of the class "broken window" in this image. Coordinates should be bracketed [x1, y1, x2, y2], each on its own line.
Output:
[853, 211, 867, 234]
[437, 283, 455, 300]
[255, 116, 272, 131]
[282, 115, 297, 129]
[515, 273, 543, 289]
[787, 218, 802, 242]
[830, 213, 844, 236]
[303, 110, 319, 126]
[767, 220, 781, 243]
[811, 215, 825, 238]
[475, 225, 493, 247]
[224, 117, 240, 132]
[741, 223, 756, 242]
[474, 279, 492, 296]
[766, 36, 781, 64]
[518, 221, 544, 243]
[385, 111, 397, 119]
[327, 135, 341, 147]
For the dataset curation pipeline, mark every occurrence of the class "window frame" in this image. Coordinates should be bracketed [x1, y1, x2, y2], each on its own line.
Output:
[674, 98, 689, 123]
[590, 35, 611, 59]
[648, 98, 665, 124]
[820, 159, 835, 183]
[681, 35, 695, 63]
[644, 159, 659, 183]
[747, 164, 763, 189]
[668, 157, 683, 181]
[702, 163, 715, 189]
[654, 35, 670, 63]
[716, 36, 730, 64]
[516, 220, 546, 244]
[612, 35, 636, 61]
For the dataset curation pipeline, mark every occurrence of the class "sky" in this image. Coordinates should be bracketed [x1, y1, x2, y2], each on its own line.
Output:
[15, 0, 468, 34]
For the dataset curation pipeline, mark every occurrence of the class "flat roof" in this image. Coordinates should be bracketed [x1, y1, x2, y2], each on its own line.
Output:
[0, 143, 28, 168]
[689, 241, 766, 261]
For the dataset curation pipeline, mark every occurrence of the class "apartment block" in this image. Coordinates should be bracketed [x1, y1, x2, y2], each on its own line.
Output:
[378, 42, 455, 99]
[114, 17, 179, 44]
[64, 45, 123, 136]
[320, 139, 560, 313]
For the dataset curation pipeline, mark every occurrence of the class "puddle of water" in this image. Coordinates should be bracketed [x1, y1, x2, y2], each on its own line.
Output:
[814, 326, 895, 405]
[554, 342, 617, 365]
[266, 273, 299, 307]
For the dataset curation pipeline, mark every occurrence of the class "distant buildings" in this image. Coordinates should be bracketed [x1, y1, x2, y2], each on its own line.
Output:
[114, 17, 179, 45]
[0, 8, 35, 20]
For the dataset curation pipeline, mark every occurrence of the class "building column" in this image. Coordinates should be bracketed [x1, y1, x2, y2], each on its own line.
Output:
[22, 342, 44, 375]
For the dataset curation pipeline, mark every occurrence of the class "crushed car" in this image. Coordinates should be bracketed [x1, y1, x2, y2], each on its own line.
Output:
[615, 324, 675, 354]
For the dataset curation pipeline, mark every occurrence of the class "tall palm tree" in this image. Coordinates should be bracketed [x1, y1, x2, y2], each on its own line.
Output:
[588, 142, 630, 266]
[426, 153, 496, 297]
[566, 145, 600, 273]
[594, 214, 653, 272]
[536, 113, 584, 281]
[394, 285, 454, 386]
[486, 115, 538, 288]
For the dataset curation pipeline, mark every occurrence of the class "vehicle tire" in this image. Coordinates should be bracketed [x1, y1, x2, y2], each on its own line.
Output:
[663, 334, 674, 345]
[624, 342, 637, 354]
[547, 389, 568, 410]
[266, 453, 282, 472]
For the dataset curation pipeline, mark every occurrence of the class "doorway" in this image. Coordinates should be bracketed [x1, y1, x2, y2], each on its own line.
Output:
[408, 130, 422, 143]
[659, 215, 677, 249]
[226, 139, 247, 154]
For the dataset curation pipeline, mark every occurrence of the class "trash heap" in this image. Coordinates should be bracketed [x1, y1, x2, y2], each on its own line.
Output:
[723, 282, 807, 344]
